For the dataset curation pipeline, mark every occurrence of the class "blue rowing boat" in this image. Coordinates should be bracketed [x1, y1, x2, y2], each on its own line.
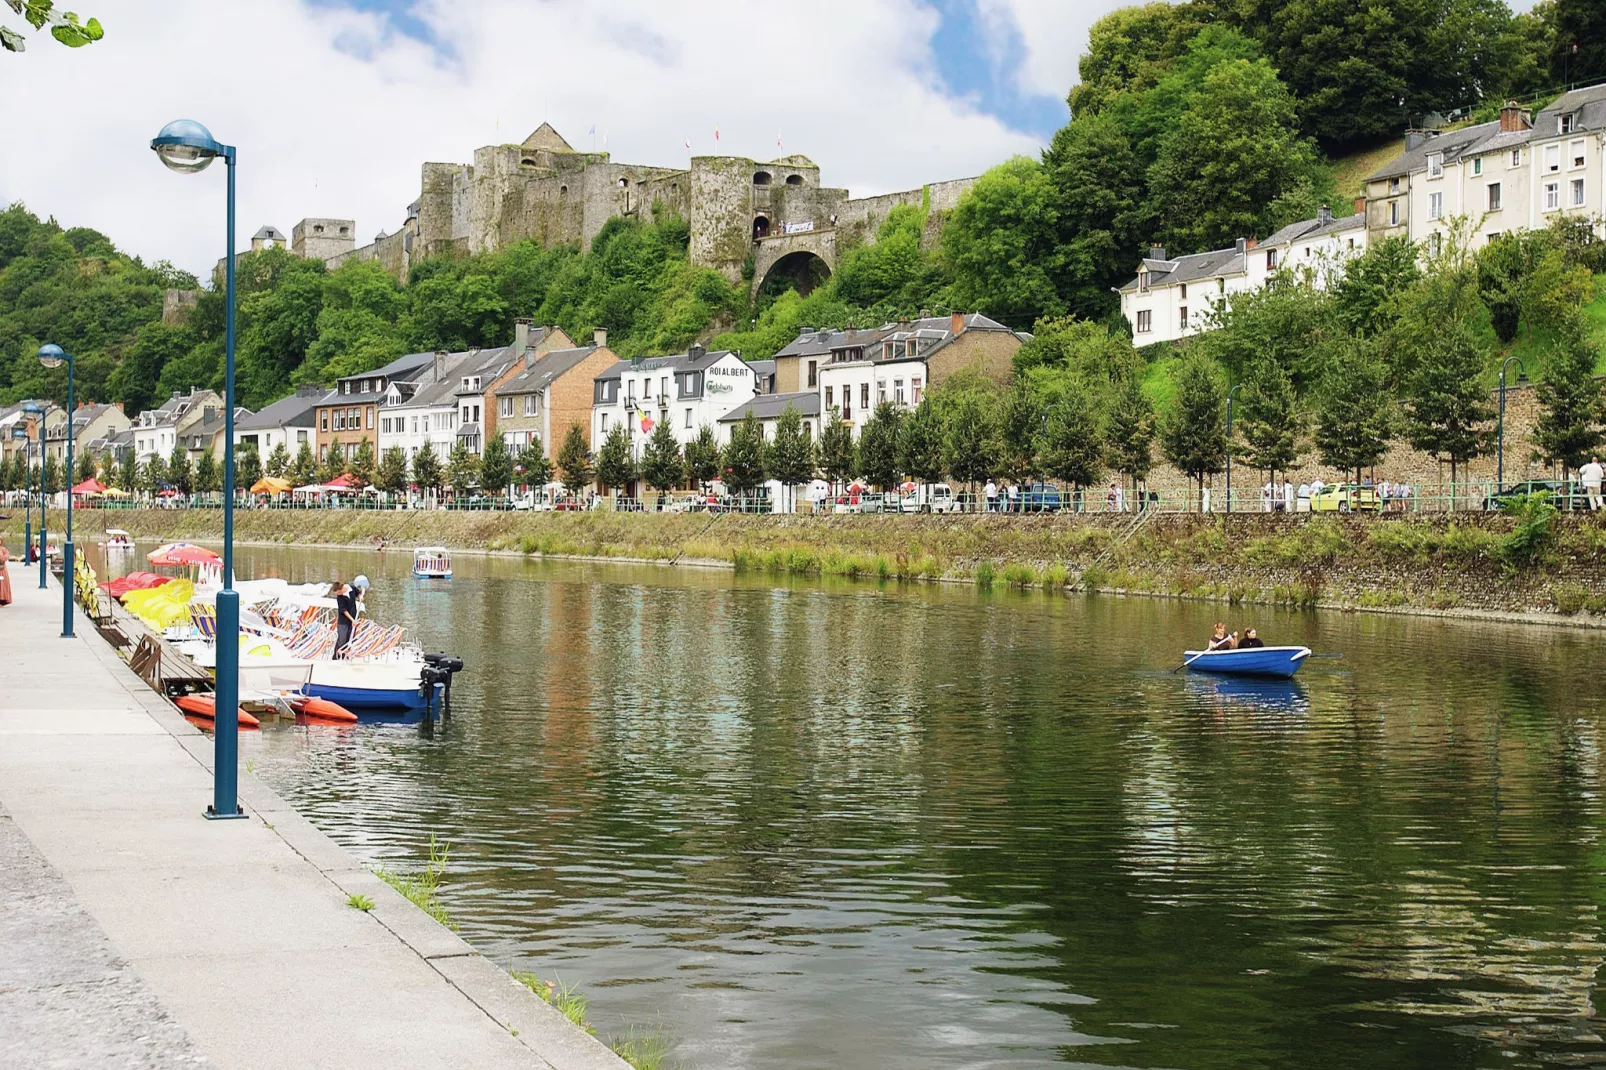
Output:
[1181, 645, 1311, 678]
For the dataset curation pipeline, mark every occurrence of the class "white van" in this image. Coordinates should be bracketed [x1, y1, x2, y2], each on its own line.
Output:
[899, 482, 958, 513]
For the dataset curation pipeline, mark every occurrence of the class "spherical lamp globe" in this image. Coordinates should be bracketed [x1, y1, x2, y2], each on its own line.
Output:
[151, 119, 220, 174]
[35, 344, 65, 369]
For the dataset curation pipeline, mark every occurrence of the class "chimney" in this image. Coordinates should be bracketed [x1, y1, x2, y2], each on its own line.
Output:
[1354, 195, 1367, 216]
[1499, 101, 1530, 133]
[1148, 244, 1166, 262]
[513, 317, 535, 357]
[593, 327, 608, 348]
[1235, 237, 1248, 254]
[1317, 203, 1333, 225]
[950, 311, 966, 336]
[1246, 237, 1258, 250]
[688, 343, 706, 359]
[1404, 129, 1439, 152]
[434, 350, 448, 380]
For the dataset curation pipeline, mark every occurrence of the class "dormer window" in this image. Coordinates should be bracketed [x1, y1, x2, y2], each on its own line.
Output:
[1389, 177, 1401, 194]
[1561, 112, 1578, 134]
[1138, 270, 1149, 293]
[1426, 152, 1443, 179]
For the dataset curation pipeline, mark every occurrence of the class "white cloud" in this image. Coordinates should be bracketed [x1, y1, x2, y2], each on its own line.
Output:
[979, 0, 1132, 101]
[0, 0, 1044, 278]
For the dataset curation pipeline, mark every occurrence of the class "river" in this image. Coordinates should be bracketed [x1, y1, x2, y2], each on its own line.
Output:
[101, 543, 1606, 1068]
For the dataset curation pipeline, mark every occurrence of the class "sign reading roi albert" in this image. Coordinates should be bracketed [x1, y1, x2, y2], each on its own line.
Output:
[705, 364, 749, 395]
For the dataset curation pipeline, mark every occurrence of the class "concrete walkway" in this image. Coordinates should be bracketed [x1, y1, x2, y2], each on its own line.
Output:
[0, 566, 626, 1070]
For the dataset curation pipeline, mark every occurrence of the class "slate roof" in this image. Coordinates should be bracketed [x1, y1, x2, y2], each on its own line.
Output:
[1535, 83, 1606, 136]
[594, 348, 737, 382]
[321, 351, 440, 406]
[1366, 120, 1502, 182]
[1119, 246, 1249, 294]
[452, 346, 517, 397]
[1259, 211, 1367, 249]
[253, 226, 288, 243]
[717, 391, 822, 422]
[387, 351, 480, 411]
[495, 345, 604, 396]
[236, 385, 325, 431]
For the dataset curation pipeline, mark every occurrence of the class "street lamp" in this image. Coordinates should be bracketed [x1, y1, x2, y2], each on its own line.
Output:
[36, 345, 75, 638]
[1225, 383, 1243, 514]
[1497, 354, 1527, 490]
[21, 402, 45, 587]
[151, 118, 245, 821]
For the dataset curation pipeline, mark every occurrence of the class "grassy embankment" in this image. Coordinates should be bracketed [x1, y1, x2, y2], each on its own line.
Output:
[23, 506, 1606, 621]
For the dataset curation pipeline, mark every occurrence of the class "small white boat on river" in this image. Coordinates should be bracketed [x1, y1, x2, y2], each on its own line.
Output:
[413, 546, 452, 579]
[102, 529, 135, 552]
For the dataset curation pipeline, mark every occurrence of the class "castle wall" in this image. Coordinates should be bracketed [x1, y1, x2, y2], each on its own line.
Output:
[689, 157, 761, 279]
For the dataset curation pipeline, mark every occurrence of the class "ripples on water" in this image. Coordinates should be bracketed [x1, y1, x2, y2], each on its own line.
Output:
[170, 545, 1606, 1068]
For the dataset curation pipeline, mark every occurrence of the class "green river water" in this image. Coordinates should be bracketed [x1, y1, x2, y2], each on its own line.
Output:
[116, 544, 1606, 1068]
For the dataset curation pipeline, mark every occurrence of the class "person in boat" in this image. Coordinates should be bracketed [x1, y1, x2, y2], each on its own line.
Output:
[332, 581, 357, 659]
[1237, 627, 1265, 648]
[1207, 622, 1238, 651]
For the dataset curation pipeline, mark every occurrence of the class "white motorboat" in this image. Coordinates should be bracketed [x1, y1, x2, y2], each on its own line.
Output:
[413, 546, 452, 579]
[102, 528, 135, 551]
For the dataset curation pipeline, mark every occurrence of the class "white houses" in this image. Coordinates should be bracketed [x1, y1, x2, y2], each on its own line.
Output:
[234, 384, 324, 458]
[590, 345, 757, 459]
[376, 350, 475, 465]
[131, 389, 224, 465]
[715, 391, 821, 445]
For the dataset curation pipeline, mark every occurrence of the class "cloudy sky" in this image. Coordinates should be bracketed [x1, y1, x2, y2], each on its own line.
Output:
[0, 0, 1128, 277]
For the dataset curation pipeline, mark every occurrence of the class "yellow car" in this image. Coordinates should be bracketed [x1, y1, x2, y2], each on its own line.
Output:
[1309, 483, 1380, 513]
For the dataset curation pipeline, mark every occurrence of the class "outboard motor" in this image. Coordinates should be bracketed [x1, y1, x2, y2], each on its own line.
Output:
[420, 653, 464, 718]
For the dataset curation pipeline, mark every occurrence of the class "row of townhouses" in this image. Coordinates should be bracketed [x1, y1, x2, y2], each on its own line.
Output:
[1122, 82, 1606, 344]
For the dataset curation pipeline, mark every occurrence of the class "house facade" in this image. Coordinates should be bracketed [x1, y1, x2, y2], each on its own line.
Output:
[43, 403, 129, 466]
[181, 408, 252, 460]
[376, 350, 476, 465]
[493, 336, 614, 459]
[234, 383, 325, 458]
[590, 346, 758, 462]
[814, 313, 1025, 435]
[313, 351, 436, 465]
[715, 390, 821, 445]
[131, 389, 224, 465]
[0, 401, 65, 468]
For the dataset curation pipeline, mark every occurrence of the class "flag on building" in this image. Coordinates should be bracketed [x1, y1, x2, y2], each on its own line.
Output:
[714, 123, 720, 142]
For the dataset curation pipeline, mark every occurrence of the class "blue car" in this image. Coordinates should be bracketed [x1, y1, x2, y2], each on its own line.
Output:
[1019, 482, 1062, 512]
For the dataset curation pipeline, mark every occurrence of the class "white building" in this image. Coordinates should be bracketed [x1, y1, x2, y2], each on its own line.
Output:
[1118, 208, 1368, 345]
[130, 389, 224, 465]
[715, 391, 822, 445]
[234, 384, 324, 458]
[590, 345, 757, 462]
[376, 350, 476, 464]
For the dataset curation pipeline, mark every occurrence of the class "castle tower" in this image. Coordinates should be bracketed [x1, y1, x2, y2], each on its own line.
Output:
[292, 218, 357, 262]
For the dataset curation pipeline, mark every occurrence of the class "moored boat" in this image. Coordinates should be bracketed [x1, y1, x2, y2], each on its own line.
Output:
[102, 528, 135, 551]
[1182, 645, 1311, 678]
[413, 546, 452, 579]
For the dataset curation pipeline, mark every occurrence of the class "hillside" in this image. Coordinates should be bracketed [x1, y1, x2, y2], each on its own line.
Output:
[1329, 138, 1406, 203]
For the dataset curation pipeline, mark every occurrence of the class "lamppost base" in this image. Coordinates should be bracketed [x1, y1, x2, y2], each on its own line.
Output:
[203, 805, 248, 821]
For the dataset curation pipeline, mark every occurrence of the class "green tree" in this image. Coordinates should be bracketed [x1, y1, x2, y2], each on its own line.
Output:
[1146, 57, 1325, 254]
[941, 157, 1064, 329]
[556, 424, 594, 494]
[234, 442, 261, 492]
[1159, 353, 1227, 500]
[1235, 359, 1303, 478]
[1532, 319, 1604, 475]
[514, 439, 553, 490]
[348, 437, 376, 487]
[1404, 321, 1493, 490]
[138, 457, 163, 495]
[412, 443, 443, 494]
[320, 439, 345, 483]
[594, 424, 634, 495]
[767, 405, 817, 509]
[194, 449, 218, 496]
[857, 402, 904, 491]
[639, 420, 684, 496]
[1330, 236, 1422, 338]
[683, 424, 721, 491]
[1107, 375, 1155, 493]
[1549, 0, 1606, 85]
[993, 382, 1040, 484]
[376, 446, 410, 494]
[166, 443, 192, 495]
[722, 413, 767, 498]
[1039, 387, 1105, 508]
[73, 448, 95, 484]
[2, 2, 103, 55]
[446, 440, 480, 494]
[1042, 113, 1147, 318]
[288, 440, 318, 487]
[479, 434, 514, 496]
[115, 451, 135, 493]
[898, 399, 947, 486]
[818, 410, 857, 490]
[265, 441, 290, 478]
[1314, 342, 1394, 484]
[943, 395, 997, 494]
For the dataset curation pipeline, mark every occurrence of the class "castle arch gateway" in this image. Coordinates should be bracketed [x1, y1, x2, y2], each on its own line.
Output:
[752, 228, 837, 297]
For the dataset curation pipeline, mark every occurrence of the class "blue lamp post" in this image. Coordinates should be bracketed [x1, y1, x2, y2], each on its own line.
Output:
[1225, 383, 1243, 514]
[21, 402, 46, 587]
[36, 345, 75, 638]
[1497, 354, 1527, 490]
[151, 119, 244, 820]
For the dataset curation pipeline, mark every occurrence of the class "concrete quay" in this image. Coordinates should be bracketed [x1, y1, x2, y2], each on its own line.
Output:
[0, 567, 627, 1070]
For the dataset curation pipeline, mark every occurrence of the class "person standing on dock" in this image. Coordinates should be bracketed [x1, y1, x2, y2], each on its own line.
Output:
[0, 540, 12, 607]
[332, 582, 357, 659]
[1581, 457, 1603, 512]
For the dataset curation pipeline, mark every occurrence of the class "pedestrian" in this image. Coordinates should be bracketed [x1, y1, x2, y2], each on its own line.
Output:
[1113, 483, 1126, 512]
[331, 581, 357, 660]
[1261, 480, 1274, 512]
[1297, 482, 1311, 512]
[984, 478, 998, 513]
[1005, 481, 1019, 513]
[0, 539, 12, 607]
[1106, 483, 1119, 511]
[1283, 480, 1295, 514]
[1581, 456, 1604, 511]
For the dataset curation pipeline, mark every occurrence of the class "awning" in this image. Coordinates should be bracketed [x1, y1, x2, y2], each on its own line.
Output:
[250, 476, 293, 495]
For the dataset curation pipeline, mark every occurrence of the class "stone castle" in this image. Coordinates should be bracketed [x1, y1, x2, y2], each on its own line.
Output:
[278, 123, 976, 294]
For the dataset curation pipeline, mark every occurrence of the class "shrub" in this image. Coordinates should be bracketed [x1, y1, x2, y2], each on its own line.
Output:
[1497, 492, 1558, 570]
[974, 561, 996, 589]
[1551, 583, 1589, 614]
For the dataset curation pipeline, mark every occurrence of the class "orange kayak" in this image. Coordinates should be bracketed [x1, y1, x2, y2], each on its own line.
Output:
[175, 694, 261, 728]
[288, 695, 358, 723]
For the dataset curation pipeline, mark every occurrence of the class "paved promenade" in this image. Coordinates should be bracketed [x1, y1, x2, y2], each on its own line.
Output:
[0, 567, 626, 1070]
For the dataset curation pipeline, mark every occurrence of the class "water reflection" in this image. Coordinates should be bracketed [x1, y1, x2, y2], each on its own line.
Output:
[93, 543, 1606, 1068]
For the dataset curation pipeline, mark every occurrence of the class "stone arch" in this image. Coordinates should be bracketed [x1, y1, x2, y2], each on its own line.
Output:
[752, 214, 770, 241]
[785, 174, 803, 186]
[753, 170, 772, 186]
[754, 249, 833, 298]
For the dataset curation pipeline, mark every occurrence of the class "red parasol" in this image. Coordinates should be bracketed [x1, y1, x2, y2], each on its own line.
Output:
[147, 542, 221, 567]
[325, 472, 363, 489]
[72, 478, 107, 494]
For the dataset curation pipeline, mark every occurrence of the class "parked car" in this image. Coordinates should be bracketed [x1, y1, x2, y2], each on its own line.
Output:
[1483, 480, 1587, 511]
[1019, 482, 1063, 513]
[446, 495, 492, 511]
[1310, 483, 1380, 513]
[899, 482, 959, 513]
[857, 492, 888, 514]
[511, 490, 557, 511]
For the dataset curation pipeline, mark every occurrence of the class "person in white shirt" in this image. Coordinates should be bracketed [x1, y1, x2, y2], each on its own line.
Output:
[1581, 457, 1604, 511]
[1261, 481, 1274, 512]
[984, 479, 998, 513]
